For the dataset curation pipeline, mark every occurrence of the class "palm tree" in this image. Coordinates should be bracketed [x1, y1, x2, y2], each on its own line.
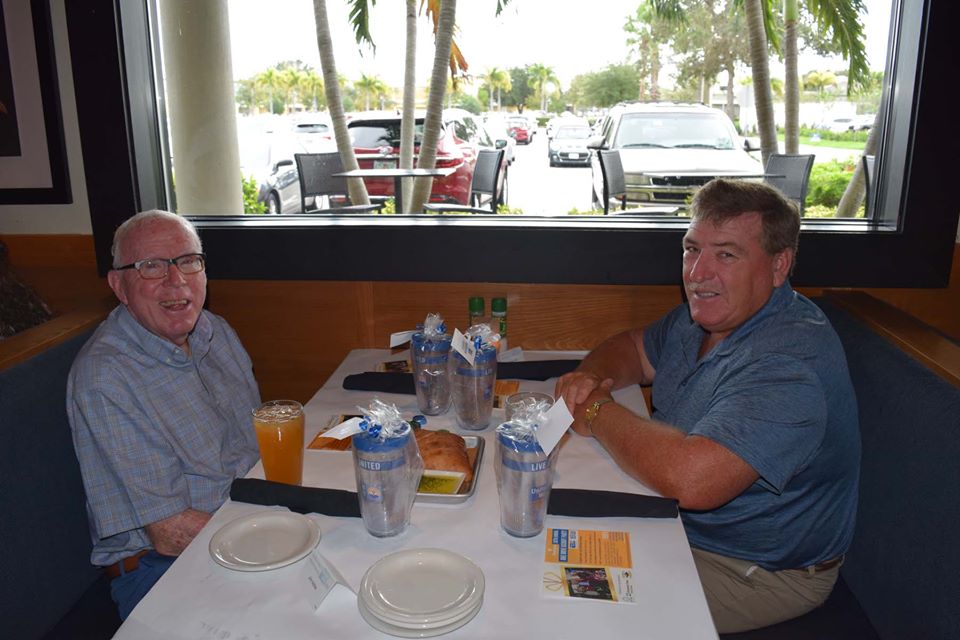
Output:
[408, 0, 458, 214]
[298, 71, 325, 111]
[742, 0, 868, 158]
[744, 0, 779, 165]
[803, 70, 838, 101]
[312, 0, 370, 207]
[256, 68, 280, 114]
[527, 63, 559, 113]
[354, 74, 389, 111]
[399, 0, 418, 212]
[482, 67, 512, 110]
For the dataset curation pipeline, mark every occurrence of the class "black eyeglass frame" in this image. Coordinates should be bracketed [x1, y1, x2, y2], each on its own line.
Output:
[114, 252, 206, 279]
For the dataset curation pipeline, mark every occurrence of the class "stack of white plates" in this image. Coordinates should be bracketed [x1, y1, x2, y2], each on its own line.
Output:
[357, 548, 485, 638]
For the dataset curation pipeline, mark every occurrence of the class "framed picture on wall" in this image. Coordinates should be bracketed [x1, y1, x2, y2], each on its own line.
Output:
[0, 0, 70, 205]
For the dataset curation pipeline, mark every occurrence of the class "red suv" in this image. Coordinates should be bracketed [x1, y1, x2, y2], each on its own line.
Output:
[346, 112, 469, 205]
[507, 116, 532, 144]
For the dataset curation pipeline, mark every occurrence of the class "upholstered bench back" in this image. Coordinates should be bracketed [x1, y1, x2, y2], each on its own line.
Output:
[817, 298, 960, 640]
[0, 329, 105, 639]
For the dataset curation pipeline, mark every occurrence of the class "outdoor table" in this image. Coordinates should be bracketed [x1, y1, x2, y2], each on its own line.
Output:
[111, 348, 718, 640]
[333, 167, 457, 213]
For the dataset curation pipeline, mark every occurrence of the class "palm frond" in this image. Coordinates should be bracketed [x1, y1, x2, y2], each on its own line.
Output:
[348, 0, 376, 50]
[805, 0, 870, 91]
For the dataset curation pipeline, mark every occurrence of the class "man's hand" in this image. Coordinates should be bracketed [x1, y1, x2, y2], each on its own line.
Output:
[569, 379, 614, 437]
[555, 371, 613, 416]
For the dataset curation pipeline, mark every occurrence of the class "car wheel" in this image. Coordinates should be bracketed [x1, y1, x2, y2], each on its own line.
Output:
[267, 193, 281, 215]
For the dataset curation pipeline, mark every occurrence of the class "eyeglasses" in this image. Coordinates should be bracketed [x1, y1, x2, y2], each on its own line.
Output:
[115, 253, 206, 279]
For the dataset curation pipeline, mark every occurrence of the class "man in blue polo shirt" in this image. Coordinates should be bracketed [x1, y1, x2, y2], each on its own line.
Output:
[555, 179, 860, 633]
[68, 210, 260, 619]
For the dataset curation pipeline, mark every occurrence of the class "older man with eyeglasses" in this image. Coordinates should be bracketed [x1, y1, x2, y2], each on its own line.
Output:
[67, 210, 260, 619]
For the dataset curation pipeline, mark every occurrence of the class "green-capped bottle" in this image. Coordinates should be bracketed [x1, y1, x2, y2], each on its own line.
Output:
[468, 296, 485, 328]
[491, 297, 507, 351]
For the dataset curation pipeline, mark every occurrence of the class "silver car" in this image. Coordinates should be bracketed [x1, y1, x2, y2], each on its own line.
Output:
[589, 102, 762, 208]
[548, 124, 592, 167]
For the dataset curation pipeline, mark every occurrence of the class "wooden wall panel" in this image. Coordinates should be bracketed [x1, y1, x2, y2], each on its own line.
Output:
[6, 234, 960, 402]
[0, 234, 111, 314]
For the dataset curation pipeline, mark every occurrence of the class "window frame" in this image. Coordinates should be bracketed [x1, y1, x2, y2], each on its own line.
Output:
[66, 0, 957, 288]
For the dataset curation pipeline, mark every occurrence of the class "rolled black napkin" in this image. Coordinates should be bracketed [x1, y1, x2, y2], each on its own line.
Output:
[342, 359, 583, 394]
[230, 478, 361, 517]
[548, 488, 678, 519]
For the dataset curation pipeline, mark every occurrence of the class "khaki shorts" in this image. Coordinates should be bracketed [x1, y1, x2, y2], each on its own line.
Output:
[692, 547, 842, 634]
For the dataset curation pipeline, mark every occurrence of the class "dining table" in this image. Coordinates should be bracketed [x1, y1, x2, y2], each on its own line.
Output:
[111, 348, 718, 640]
[333, 167, 457, 214]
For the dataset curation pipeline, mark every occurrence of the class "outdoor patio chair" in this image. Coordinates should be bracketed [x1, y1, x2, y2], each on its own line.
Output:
[597, 149, 629, 215]
[862, 154, 876, 215]
[764, 153, 815, 214]
[294, 152, 383, 214]
[596, 149, 680, 216]
[423, 148, 505, 214]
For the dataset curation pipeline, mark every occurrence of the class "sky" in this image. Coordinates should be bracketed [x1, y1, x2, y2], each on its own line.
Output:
[228, 0, 893, 91]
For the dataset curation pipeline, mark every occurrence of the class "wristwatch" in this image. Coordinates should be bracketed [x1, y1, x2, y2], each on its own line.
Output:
[584, 398, 613, 427]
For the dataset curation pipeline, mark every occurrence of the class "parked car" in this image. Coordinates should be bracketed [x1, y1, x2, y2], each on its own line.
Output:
[482, 115, 516, 165]
[345, 109, 508, 207]
[819, 114, 874, 133]
[546, 111, 588, 138]
[507, 116, 532, 144]
[548, 124, 592, 167]
[588, 102, 762, 208]
[238, 128, 333, 214]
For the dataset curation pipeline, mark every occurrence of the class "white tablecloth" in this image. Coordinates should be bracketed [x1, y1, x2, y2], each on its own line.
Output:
[113, 349, 717, 640]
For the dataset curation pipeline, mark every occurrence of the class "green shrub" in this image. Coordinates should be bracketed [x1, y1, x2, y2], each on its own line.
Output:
[807, 159, 856, 209]
[242, 175, 266, 214]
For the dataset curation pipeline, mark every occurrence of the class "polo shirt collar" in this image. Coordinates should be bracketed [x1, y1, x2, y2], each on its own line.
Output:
[680, 282, 796, 362]
[116, 304, 212, 365]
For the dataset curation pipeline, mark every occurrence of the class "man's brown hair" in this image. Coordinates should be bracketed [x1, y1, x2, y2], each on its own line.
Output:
[689, 179, 801, 259]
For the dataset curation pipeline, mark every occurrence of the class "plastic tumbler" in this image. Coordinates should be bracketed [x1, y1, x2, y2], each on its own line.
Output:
[451, 345, 498, 430]
[505, 392, 554, 422]
[352, 427, 422, 537]
[494, 425, 559, 537]
[410, 332, 452, 415]
[252, 400, 305, 485]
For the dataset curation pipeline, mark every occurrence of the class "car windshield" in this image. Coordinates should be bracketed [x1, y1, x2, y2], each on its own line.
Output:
[555, 126, 592, 140]
[613, 113, 736, 150]
[508, 118, 527, 128]
[349, 120, 426, 148]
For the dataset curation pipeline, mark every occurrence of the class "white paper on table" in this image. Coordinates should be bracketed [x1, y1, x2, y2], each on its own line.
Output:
[325, 416, 365, 439]
[301, 547, 354, 612]
[535, 400, 574, 455]
[389, 330, 416, 348]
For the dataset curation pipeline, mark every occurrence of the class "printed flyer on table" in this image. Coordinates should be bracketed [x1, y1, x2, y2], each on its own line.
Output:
[542, 529, 636, 604]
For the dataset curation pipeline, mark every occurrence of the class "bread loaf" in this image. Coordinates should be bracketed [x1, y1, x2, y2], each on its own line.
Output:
[414, 429, 473, 485]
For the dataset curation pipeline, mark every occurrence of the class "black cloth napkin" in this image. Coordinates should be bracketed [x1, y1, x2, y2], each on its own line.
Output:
[342, 359, 582, 394]
[230, 478, 361, 517]
[548, 488, 678, 519]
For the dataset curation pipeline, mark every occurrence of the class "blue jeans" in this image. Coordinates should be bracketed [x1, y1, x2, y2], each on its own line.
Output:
[109, 551, 175, 620]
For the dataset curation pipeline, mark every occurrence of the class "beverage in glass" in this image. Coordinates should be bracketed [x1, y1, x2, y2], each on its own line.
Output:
[252, 400, 305, 485]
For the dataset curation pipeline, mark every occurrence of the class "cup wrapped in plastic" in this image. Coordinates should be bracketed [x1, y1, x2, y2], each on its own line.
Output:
[494, 401, 558, 537]
[451, 323, 500, 430]
[410, 313, 452, 416]
[350, 399, 425, 537]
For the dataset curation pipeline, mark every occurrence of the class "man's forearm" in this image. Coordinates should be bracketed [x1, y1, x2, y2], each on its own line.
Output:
[144, 508, 211, 556]
[577, 328, 649, 388]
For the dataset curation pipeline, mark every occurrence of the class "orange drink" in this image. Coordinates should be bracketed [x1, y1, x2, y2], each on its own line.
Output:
[252, 400, 305, 485]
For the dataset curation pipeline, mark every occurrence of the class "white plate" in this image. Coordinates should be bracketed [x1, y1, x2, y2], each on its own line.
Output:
[358, 595, 482, 637]
[359, 548, 484, 625]
[209, 511, 321, 572]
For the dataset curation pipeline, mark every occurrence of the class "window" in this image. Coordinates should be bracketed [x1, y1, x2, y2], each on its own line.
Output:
[67, 0, 957, 287]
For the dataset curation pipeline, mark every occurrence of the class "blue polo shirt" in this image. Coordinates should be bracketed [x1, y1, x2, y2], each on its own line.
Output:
[643, 283, 860, 570]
